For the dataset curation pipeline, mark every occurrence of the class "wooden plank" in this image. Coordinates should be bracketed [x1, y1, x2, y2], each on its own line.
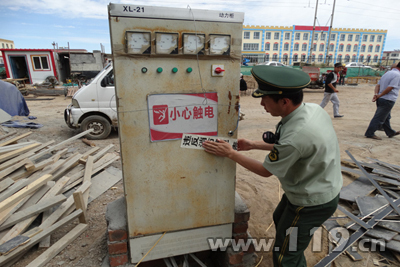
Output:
[0, 236, 30, 256]
[0, 142, 36, 155]
[0, 140, 54, 172]
[73, 191, 87, 224]
[79, 144, 114, 164]
[0, 209, 83, 266]
[0, 196, 31, 227]
[59, 182, 91, 221]
[22, 227, 43, 238]
[0, 158, 31, 181]
[0, 143, 41, 164]
[0, 195, 67, 231]
[0, 179, 14, 193]
[51, 153, 82, 180]
[0, 174, 53, 214]
[25, 223, 88, 267]
[78, 147, 100, 164]
[0, 132, 32, 147]
[0, 179, 30, 203]
[88, 167, 122, 203]
[0, 132, 16, 142]
[339, 172, 376, 202]
[29, 129, 93, 161]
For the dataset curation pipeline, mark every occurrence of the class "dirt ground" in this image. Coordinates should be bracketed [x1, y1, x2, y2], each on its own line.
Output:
[4, 82, 400, 267]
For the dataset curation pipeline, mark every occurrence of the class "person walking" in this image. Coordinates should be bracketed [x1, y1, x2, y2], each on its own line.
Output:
[240, 73, 248, 96]
[203, 65, 342, 267]
[320, 62, 344, 118]
[365, 61, 400, 140]
[339, 66, 347, 85]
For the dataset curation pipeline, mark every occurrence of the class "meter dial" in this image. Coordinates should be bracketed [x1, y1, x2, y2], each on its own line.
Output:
[209, 35, 231, 55]
[183, 34, 205, 55]
[155, 33, 178, 54]
[126, 32, 151, 54]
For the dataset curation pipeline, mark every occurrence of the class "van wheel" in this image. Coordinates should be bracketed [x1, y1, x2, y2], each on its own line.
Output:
[80, 115, 112, 140]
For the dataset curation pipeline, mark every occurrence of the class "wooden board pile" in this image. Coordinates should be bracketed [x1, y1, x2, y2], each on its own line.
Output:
[316, 151, 400, 266]
[0, 129, 120, 266]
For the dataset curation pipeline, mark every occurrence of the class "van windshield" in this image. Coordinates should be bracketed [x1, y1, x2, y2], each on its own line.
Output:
[86, 63, 112, 86]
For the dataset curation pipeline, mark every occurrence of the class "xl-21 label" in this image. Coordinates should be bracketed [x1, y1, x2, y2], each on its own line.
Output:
[123, 6, 144, 13]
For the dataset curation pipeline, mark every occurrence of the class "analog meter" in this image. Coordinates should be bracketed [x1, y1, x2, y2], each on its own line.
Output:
[156, 33, 178, 54]
[183, 33, 205, 55]
[126, 32, 151, 54]
[209, 34, 231, 55]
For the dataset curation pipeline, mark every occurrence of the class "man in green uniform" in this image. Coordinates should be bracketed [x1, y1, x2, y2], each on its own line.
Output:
[203, 65, 343, 267]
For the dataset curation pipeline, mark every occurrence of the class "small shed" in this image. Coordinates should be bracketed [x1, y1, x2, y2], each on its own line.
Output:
[0, 49, 58, 84]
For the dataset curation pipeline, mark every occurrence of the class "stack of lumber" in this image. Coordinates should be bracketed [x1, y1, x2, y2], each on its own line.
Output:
[316, 151, 400, 266]
[0, 129, 120, 266]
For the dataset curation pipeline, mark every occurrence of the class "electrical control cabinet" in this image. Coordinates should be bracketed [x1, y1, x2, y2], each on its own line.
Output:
[108, 4, 244, 263]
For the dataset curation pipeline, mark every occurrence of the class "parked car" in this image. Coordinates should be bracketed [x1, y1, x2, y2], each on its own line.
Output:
[64, 63, 117, 140]
[345, 62, 372, 68]
[258, 61, 288, 67]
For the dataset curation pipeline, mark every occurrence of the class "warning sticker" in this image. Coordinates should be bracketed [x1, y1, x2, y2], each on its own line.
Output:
[180, 134, 237, 150]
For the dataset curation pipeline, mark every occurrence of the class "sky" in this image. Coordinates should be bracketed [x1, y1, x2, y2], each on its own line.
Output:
[1, 0, 399, 54]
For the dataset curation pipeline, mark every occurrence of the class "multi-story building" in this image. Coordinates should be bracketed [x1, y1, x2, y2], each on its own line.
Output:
[242, 25, 387, 66]
[382, 50, 400, 66]
[0, 39, 15, 65]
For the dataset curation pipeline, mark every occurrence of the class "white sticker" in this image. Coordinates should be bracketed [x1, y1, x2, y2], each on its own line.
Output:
[180, 134, 237, 150]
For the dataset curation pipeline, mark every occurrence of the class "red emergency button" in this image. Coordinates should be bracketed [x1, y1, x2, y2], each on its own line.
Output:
[214, 67, 225, 74]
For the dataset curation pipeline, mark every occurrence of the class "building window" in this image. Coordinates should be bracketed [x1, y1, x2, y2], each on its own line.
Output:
[370, 35, 375, 42]
[302, 43, 307, 51]
[243, 43, 259, 50]
[272, 54, 278, 61]
[273, 43, 278, 51]
[314, 33, 318, 40]
[368, 45, 373, 52]
[244, 32, 250, 39]
[340, 34, 345, 41]
[330, 34, 335, 41]
[361, 45, 366, 52]
[284, 43, 289, 51]
[265, 54, 270, 61]
[293, 54, 298, 61]
[346, 44, 351, 52]
[285, 33, 290, 40]
[319, 44, 324, 51]
[339, 44, 344, 52]
[337, 55, 342, 62]
[327, 55, 333, 62]
[362, 35, 368, 42]
[348, 34, 353, 42]
[311, 54, 315, 62]
[329, 44, 334, 52]
[345, 55, 350, 63]
[321, 33, 326, 40]
[355, 35, 360, 42]
[373, 55, 378, 62]
[352, 55, 357, 62]
[318, 54, 323, 62]
[254, 32, 260, 39]
[1, 43, 4, 48]
[377, 35, 382, 42]
[303, 33, 309, 40]
[283, 54, 288, 63]
[6, 44, 9, 48]
[10, 44, 13, 48]
[265, 32, 271, 39]
[313, 43, 317, 51]
[294, 43, 299, 51]
[353, 45, 358, 52]
[274, 32, 280, 40]
[375, 45, 380, 52]
[32, 55, 50, 70]
[295, 33, 300, 40]
[366, 55, 371, 62]
[265, 43, 270, 50]
[301, 54, 306, 61]
[359, 55, 364, 62]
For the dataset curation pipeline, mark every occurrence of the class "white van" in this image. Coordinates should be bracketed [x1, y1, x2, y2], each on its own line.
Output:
[64, 63, 117, 139]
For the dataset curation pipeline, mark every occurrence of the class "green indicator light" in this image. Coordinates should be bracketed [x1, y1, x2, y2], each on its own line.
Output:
[157, 67, 163, 73]
[172, 67, 178, 73]
[187, 67, 193, 73]
[141, 67, 148, 73]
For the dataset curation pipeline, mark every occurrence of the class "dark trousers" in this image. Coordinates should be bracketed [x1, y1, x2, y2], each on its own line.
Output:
[339, 76, 345, 85]
[365, 98, 397, 137]
[272, 194, 339, 267]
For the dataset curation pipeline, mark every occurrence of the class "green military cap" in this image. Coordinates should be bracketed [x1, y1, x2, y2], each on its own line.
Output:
[251, 65, 311, 98]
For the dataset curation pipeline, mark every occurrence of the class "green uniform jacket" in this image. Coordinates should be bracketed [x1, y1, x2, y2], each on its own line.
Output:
[263, 103, 343, 206]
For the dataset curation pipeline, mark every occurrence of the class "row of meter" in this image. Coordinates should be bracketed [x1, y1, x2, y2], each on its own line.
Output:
[139, 65, 225, 76]
[126, 32, 231, 55]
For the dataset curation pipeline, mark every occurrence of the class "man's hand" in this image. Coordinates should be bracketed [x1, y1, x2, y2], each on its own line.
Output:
[237, 138, 253, 151]
[372, 94, 378, 102]
[203, 139, 234, 158]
